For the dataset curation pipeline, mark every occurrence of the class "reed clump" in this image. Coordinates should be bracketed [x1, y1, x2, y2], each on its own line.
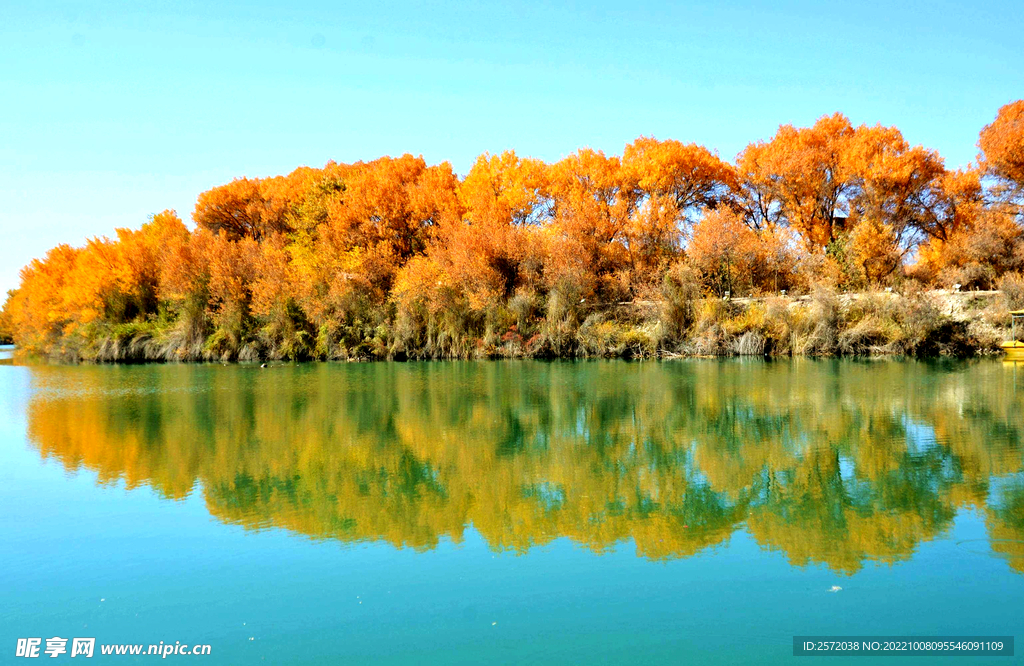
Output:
[7, 285, 1010, 363]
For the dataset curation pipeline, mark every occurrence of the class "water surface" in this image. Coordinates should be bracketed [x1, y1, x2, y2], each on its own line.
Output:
[2, 358, 1023, 663]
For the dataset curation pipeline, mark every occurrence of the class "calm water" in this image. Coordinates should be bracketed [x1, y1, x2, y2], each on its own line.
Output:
[2, 354, 1023, 664]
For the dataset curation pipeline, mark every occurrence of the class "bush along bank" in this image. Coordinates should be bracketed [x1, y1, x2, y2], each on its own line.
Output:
[11, 285, 1017, 363]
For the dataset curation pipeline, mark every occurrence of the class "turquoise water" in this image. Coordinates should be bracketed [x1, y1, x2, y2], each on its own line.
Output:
[1, 354, 1022, 663]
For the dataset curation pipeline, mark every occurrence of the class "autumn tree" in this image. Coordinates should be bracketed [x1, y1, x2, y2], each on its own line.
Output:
[687, 208, 795, 295]
[0, 291, 14, 343]
[848, 217, 901, 285]
[545, 148, 633, 301]
[193, 173, 307, 241]
[620, 137, 736, 289]
[83, 210, 188, 323]
[160, 228, 214, 327]
[915, 207, 1024, 288]
[910, 100, 1024, 286]
[739, 115, 961, 284]
[411, 150, 548, 308]
[3, 244, 80, 352]
[915, 168, 985, 243]
[846, 125, 945, 265]
[737, 114, 857, 251]
[979, 99, 1024, 204]
[6, 101, 1024, 361]
[157, 226, 263, 358]
[296, 155, 461, 332]
[250, 233, 308, 358]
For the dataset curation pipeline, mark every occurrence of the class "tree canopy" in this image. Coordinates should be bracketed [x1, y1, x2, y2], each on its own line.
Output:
[3, 101, 1023, 361]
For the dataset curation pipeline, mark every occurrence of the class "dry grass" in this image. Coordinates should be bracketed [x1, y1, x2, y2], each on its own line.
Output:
[27, 286, 1009, 363]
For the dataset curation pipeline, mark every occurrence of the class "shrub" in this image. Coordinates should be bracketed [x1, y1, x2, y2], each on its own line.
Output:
[1000, 272, 1024, 310]
[660, 261, 701, 343]
[732, 331, 766, 356]
[798, 286, 841, 355]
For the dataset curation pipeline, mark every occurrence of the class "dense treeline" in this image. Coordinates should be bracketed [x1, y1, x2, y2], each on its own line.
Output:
[24, 360, 1024, 574]
[3, 102, 1024, 361]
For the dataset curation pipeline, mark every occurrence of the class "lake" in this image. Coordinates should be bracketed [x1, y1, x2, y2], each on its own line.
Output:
[2, 354, 1022, 663]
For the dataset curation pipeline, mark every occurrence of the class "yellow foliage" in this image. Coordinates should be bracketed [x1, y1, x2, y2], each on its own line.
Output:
[4, 101, 1024, 358]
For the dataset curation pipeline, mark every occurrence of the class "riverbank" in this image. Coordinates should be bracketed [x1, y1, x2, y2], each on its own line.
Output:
[13, 288, 1018, 363]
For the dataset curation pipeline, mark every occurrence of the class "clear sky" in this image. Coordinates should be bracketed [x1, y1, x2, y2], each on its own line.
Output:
[1, 0, 1021, 295]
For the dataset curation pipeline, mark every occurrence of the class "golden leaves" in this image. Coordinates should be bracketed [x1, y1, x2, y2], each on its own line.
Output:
[4, 100, 1024, 355]
[979, 99, 1024, 192]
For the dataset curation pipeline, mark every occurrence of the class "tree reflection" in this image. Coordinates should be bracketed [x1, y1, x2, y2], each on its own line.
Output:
[24, 359, 1024, 574]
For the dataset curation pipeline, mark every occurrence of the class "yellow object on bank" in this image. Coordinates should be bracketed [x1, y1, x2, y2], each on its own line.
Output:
[1005, 311, 1024, 360]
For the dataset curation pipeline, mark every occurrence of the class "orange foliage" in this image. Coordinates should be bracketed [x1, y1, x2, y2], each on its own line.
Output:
[849, 216, 901, 284]
[688, 208, 762, 295]
[545, 148, 632, 299]
[621, 137, 736, 286]
[738, 113, 857, 250]
[4, 244, 80, 352]
[407, 151, 548, 310]
[916, 208, 1024, 288]
[193, 173, 307, 241]
[3, 211, 188, 354]
[688, 208, 797, 295]
[297, 155, 461, 324]
[979, 99, 1024, 195]
[4, 101, 1024, 359]
[917, 168, 984, 242]
[846, 125, 944, 250]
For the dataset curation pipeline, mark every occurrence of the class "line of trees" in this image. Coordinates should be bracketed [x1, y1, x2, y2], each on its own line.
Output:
[2, 101, 1023, 361]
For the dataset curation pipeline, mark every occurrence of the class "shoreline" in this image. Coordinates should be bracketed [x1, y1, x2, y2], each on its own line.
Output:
[11, 289, 1017, 365]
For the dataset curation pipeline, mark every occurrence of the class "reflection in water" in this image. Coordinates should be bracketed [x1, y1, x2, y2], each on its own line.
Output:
[23, 359, 1024, 574]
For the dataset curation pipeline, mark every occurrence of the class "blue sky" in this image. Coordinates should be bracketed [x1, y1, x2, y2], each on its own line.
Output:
[1, 0, 1021, 295]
